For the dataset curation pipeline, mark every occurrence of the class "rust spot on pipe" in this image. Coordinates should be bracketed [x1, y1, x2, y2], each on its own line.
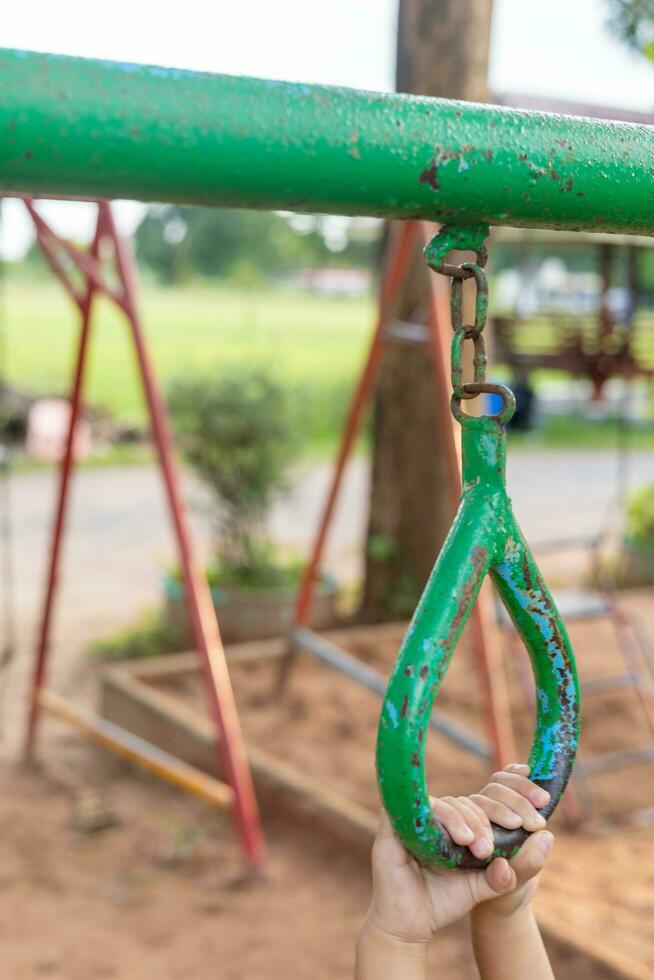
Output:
[446, 545, 488, 643]
[419, 160, 440, 191]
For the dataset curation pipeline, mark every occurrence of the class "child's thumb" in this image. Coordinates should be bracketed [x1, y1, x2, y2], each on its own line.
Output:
[471, 831, 554, 905]
[510, 830, 555, 884]
[474, 857, 517, 902]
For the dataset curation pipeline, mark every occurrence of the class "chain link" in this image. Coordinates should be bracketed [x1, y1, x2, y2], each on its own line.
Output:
[424, 224, 515, 426]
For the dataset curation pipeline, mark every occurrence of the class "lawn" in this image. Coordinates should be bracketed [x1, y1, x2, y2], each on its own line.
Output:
[6, 270, 654, 456]
[4, 274, 374, 450]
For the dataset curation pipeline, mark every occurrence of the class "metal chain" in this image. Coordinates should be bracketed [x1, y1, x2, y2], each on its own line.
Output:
[424, 223, 515, 425]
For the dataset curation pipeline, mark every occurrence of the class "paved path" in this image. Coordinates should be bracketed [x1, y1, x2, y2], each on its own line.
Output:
[2, 449, 654, 751]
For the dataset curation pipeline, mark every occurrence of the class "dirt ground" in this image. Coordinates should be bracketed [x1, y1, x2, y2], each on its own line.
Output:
[2, 588, 652, 979]
[3, 458, 654, 979]
[0, 751, 619, 980]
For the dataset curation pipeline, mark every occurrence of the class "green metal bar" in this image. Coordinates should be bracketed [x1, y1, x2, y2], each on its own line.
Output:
[2, 47, 654, 234]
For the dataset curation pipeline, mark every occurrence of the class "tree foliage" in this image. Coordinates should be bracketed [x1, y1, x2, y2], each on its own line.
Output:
[606, 0, 654, 58]
[135, 205, 375, 283]
[626, 483, 654, 543]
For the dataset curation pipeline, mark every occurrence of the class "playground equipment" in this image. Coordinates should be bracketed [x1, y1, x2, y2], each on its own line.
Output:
[2, 49, 654, 233]
[377, 224, 579, 867]
[4, 197, 264, 869]
[489, 226, 654, 814]
[491, 228, 654, 398]
[280, 217, 517, 776]
[3, 47, 654, 871]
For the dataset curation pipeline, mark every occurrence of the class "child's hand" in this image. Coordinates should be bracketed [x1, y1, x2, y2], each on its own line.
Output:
[469, 762, 552, 919]
[362, 764, 554, 947]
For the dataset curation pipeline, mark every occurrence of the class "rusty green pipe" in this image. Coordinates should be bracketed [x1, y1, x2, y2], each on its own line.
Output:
[376, 415, 580, 869]
[1, 48, 654, 234]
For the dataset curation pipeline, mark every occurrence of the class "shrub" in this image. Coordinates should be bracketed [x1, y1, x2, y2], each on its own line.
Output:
[168, 367, 302, 584]
[90, 610, 185, 660]
[625, 484, 654, 545]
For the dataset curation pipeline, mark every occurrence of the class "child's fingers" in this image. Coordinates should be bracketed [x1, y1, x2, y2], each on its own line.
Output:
[453, 796, 492, 835]
[430, 796, 494, 859]
[474, 782, 545, 831]
[491, 770, 551, 808]
[473, 781, 547, 832]
[430, 797, 476, 847]
[492, 770, 549, 806]
[452, 797, 495, 859]
[469, 793, 523, 830]
[474, 771, 550, 832]
[441, 796, 490, 841]
[503, 762, 531, 776]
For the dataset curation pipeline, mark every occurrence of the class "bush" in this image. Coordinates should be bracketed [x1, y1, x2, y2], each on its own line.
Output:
[91, 610, 185, 660]
[625, 484, 654, 545]
[168, 367, 302, 584]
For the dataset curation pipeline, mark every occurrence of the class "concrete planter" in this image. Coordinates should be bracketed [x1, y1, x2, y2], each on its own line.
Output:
[163, 571, 339, 644]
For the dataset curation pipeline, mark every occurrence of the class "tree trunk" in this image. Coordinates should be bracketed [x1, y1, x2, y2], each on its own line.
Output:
[361, 0, 494, 619]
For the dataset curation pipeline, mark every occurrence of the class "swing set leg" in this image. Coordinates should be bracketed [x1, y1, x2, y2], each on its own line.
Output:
[107, 208, 264, 867]
[23, 200, 264, 869]
[24, 213, 104, 755]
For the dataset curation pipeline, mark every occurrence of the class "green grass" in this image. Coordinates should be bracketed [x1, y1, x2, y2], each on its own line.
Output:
[6, 271, 654, 458]
[89, 608, 185, 661]
[509, 413, 654, 451]
[4, 275, 373, 448]
[8, 440, 156, 473]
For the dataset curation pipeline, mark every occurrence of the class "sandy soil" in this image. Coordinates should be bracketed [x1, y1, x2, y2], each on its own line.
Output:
[0, 753, 618, 980]
[1, 592, 648, 978]
[143, 597, 654, 977]
[153, 598, 654, 828]
[3, 450, 653, 978]
[5, 453, 654, 980]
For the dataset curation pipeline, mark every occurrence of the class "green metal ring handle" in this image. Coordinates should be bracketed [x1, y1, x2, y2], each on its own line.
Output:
[376, 415, 580, 869]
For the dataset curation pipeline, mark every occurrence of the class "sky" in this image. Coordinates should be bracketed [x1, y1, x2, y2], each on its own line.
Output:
[2, 0, 654, 258]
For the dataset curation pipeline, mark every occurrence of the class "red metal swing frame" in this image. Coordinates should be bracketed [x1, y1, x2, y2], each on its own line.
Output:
[14, 197, 264, 870]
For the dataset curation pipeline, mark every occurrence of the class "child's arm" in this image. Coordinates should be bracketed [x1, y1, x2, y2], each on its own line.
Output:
[356, 922, 428, 980]
[471, 892, 554, 980]
[355, 764, 555, 980]
[469, 763, 555, 980]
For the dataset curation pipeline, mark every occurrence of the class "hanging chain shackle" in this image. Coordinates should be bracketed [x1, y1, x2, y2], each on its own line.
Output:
[376, 225, 580, 870]
[425, 223, 515, 425]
